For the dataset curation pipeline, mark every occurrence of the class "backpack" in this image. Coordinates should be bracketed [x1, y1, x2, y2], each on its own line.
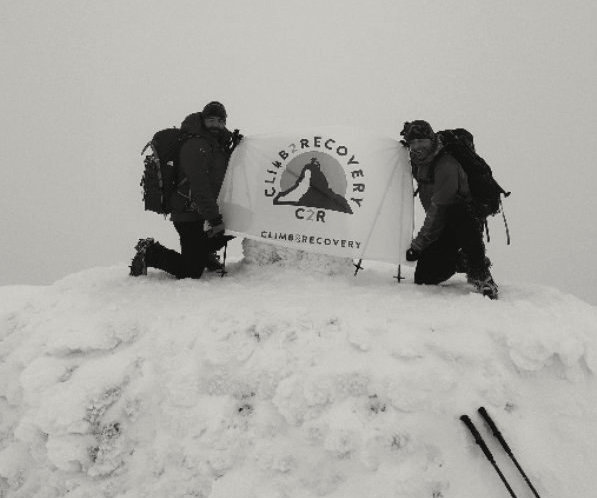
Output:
[140, 128, 194, 215]
[437, 128, 510, 218]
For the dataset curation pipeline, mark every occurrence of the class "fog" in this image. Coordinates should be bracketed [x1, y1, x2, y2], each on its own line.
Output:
[2, 0, 596, 304]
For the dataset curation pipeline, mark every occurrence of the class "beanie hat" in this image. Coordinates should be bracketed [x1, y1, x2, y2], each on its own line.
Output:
[400, 120, 435, 142]
[202, 101, 227, 120]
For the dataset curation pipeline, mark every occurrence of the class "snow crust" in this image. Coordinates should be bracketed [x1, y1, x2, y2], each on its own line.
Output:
[1, 244, 596, 497]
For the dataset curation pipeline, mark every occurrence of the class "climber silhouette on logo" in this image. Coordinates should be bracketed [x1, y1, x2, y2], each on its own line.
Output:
[273, 157, 353, 214]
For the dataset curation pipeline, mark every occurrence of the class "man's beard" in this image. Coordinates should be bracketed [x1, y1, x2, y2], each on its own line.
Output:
[207, 127, 224, 137]
[208, 127, 232, 147]
[409, 140, 439, 166]
[409, 148, 433, 166]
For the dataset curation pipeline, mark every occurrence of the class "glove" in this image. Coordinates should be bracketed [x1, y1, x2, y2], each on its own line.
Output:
[405, 248, 420, 262]
[207, 216, 225, 238]
[231, 129, 244, 146]
[227, 129, 244, 154]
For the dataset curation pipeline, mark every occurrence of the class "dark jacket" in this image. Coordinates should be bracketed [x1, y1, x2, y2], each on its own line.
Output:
[411, 148, 472, 252]
[170, 112, 230, 223]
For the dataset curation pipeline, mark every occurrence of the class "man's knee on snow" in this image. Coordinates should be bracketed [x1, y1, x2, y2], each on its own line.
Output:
[414, 270, 455, 285]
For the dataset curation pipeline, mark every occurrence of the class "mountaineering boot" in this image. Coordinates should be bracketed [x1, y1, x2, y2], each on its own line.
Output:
[129, 238, 155, 276]
[470, 274, 499, 300]
[205, 252, 224, 272]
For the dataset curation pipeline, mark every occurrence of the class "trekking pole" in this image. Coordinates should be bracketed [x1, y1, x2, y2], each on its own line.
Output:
[219, 242, 228, 278]
[460, 415, 518, 498]
[353, 259, 364, 276]
[478, 407, 541, 498]
[393, 264, 405, 283]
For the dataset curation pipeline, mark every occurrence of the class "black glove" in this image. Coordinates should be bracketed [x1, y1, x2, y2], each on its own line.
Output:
[405, 248, 420, 262]
[207, 216, 225, 238]
[228, 129, 244, 154]
[231, 129, 243, 146]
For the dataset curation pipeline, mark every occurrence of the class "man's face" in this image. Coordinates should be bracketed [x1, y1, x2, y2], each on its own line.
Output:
[204, 116, 226, 136]
[408, 138, 435, 164]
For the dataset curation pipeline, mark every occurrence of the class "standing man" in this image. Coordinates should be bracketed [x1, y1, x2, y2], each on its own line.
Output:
[130, 101, 238, 279]
[401, 120, 498, 299]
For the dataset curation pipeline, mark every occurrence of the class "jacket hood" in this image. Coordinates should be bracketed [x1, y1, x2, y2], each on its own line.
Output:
[180, 112, 207, 134]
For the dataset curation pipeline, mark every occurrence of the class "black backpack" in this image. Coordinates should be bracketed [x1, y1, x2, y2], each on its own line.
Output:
[140, 128, 194, 215]
[437, 128, 510, 218]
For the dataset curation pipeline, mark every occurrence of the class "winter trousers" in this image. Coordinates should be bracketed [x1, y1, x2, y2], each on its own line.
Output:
[147, 221, 229, 279]
[414, 205, 488, 285]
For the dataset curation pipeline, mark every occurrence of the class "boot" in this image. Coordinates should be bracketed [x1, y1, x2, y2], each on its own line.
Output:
[205, 252, 224, 272]
[469, 273, 499, 300]
[129, 238, 155, 276]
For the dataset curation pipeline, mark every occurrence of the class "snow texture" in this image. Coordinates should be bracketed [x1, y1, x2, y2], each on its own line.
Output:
[1, 242, 596, 497]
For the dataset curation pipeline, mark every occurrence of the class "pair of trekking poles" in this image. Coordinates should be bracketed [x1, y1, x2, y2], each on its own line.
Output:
[461, 407, 542, 498]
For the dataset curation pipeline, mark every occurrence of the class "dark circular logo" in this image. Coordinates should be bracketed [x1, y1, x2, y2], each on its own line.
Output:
[273, 151, 352, 214]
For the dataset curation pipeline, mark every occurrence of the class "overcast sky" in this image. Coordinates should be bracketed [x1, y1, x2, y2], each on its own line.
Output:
[2, 0, 596, 304]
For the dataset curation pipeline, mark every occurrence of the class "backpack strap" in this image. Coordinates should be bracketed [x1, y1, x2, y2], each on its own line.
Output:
[141, 140, 160, 158]
[482, 199, 511, 245]
[178, 132, 203, 150]
[500, 199, 511, 245]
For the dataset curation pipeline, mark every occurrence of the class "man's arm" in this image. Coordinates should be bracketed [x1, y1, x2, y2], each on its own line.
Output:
[179, 138, 221, 222]
[411, 158, 460, 252]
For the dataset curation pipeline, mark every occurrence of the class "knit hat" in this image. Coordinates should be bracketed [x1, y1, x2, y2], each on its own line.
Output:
[400, 120, 435, 142]
[202, 101, 227, 120]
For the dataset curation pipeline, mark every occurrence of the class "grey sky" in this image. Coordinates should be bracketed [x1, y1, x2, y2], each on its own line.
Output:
[2, 0, 596, 304]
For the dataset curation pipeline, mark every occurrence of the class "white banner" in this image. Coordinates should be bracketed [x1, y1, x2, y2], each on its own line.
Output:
[219, 127, 413, 264]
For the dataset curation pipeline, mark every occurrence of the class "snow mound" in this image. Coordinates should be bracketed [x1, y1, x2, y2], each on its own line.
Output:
[241, 239, 353, 275]
[1, 255, 596, 497]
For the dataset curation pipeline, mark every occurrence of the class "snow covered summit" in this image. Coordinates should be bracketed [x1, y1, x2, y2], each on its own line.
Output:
[1, 247, 596, 497]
